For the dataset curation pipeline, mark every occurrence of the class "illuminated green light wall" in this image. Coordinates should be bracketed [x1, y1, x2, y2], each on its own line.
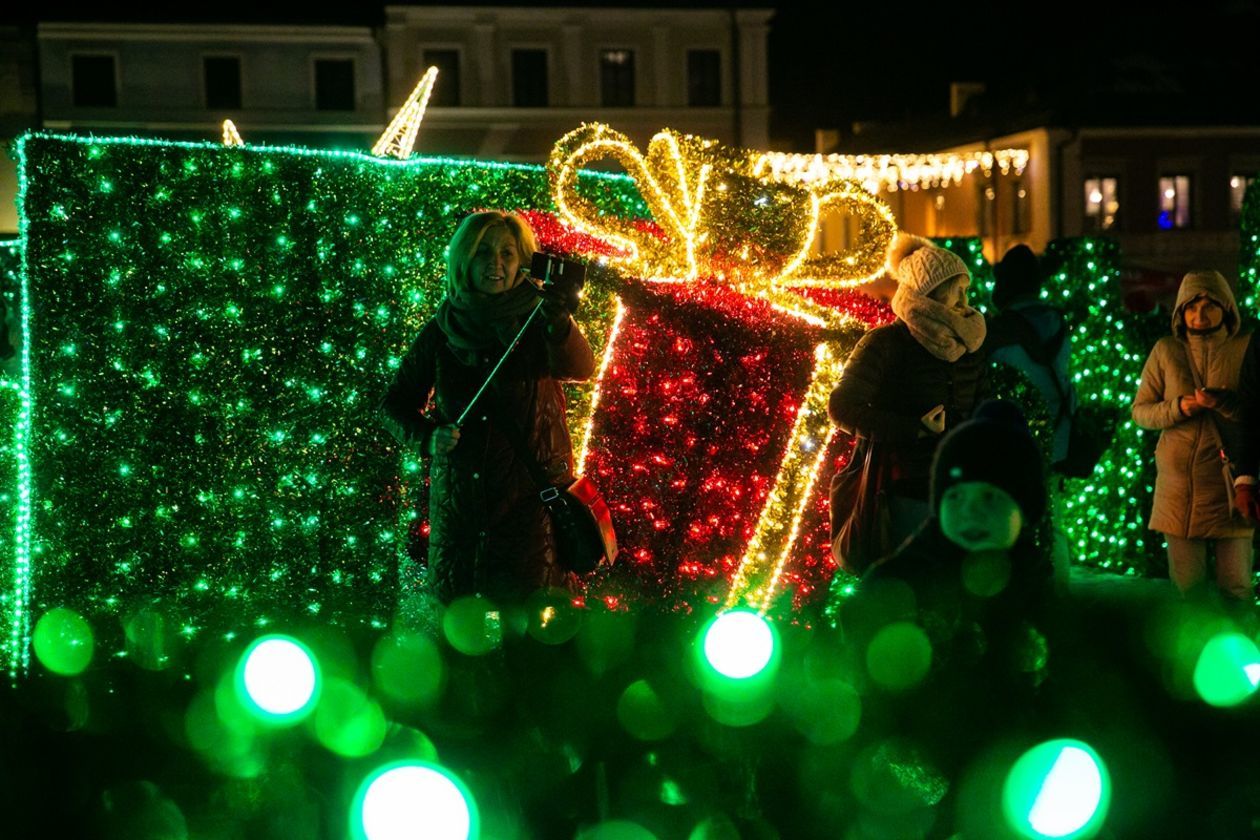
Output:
[1241, 179, 1260, 314]
[7, 134, 644, 676]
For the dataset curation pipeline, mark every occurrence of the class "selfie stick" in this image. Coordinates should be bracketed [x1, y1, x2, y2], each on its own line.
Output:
[454, 287, 547, 428]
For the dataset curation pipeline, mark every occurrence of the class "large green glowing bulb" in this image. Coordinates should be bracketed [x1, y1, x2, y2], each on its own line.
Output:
[1003, 739, 1110, 839]
[1193, 632, 1260, 707]
[352, 761, 479, 840]
[702, 610, 776, 679]
[235, 635, 320, 723]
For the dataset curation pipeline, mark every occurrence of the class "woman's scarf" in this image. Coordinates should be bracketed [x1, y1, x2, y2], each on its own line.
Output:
[435, 281, 539, 365]
[891, 285, 987, 362]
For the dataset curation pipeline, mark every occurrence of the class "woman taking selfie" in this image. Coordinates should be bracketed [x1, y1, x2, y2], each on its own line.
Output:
[380, 211, 595, 603]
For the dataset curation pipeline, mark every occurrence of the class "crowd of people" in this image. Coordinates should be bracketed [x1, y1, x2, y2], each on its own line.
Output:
[380, 210, 1259, 616]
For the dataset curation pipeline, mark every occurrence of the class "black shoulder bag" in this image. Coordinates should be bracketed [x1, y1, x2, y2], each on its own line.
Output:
[486, 393, 617, 574]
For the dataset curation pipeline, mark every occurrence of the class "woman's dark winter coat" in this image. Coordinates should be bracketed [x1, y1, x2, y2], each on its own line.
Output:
[380, 316, 595, 603]
[829, 321, 988, 502]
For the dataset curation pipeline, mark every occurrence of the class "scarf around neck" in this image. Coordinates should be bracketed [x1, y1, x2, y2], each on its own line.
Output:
[435, 281, 539, 365]
[891, 285, 987, 362]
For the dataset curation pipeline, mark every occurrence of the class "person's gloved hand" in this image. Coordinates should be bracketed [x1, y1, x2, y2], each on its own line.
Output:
[1235, 482, 1260, 522]
[1234, 482, 1257, 522]
[428, 424, 461, 456]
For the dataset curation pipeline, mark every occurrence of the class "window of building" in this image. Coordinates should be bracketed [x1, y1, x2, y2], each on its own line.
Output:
[71, 54, 117, 108]
[1231, 173, 1256, 218]
[423, 49, 461, 107]
[314, 58, 355, 111]
[600, 49, 635, 107]
[1084, 176, 1119, 231]
[1158, 175, 1192, 229]
[512, 49, 548, 107]
[1011, 179, 1030, 235]
[687, 49, 721, 107]
[203, 56, 242, 110]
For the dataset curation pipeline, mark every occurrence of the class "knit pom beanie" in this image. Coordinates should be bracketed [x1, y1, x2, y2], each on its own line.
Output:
[887, 233, 970, 297]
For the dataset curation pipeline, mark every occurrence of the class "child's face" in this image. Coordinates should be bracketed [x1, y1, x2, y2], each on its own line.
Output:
[930, 275, 970, 312]
[1183, 296, 1224, 331]
[939, 481, 1023, 551]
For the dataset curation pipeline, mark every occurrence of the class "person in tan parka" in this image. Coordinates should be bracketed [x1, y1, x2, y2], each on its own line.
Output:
[1132, 270, 1254, 600]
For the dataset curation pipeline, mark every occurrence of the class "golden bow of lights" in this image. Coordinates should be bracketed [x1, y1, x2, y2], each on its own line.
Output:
[553, 126, 899, 613]
[547, 123, 897, 310]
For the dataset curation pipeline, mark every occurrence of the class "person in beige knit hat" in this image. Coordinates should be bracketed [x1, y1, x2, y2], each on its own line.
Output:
[828, 234, 989, 574]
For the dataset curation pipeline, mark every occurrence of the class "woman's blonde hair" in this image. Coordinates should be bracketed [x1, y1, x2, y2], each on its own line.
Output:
[445, 211, 537, 301]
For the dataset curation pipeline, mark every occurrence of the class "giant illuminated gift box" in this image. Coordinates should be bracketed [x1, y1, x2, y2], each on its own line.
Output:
[2, 123, 1156, 675]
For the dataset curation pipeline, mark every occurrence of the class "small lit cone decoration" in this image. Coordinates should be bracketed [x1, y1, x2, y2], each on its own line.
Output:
[547, 123, 897, 612]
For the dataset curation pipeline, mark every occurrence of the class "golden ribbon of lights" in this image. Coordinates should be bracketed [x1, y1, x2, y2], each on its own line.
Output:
[724, 344, 842, 613]
[372, 66, 440, 160]
[754, 148, 1030, 193]
[221, 119, 244, 147]
[547, 123, 897, 308]
[548, 125, 894, 611]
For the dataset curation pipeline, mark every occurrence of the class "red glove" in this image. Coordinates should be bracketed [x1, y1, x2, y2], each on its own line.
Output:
[1234, 483, 1259, 523]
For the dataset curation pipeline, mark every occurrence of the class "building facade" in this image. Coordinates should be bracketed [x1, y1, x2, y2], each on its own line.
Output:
[379, 5, 773, 160]
[0, 9, 776, 234]
[36, 22, 385, 147]
[830, 125, 1260, 280]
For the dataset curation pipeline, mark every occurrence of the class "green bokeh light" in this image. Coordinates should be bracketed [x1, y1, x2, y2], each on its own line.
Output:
[616, 679, 677, 741]
[865, 622, 932, 691]
[32, 607, 94, 676]
[371, 631, 445, 706]
[1193, 632, 1260, 707]
[234, 634, 321, 723]
[526, 589, 583, 645]
[313, 678, 387, 758]
[442, 596, 503, 657]
[123, 608, 177, 670]
[351, 761, 479, 840]
[701, 610, 776, 680]
[1003, 739, 1110, 839]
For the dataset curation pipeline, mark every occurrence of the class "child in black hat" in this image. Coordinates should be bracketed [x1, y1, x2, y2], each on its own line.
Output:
[854, 399, 1053, 649]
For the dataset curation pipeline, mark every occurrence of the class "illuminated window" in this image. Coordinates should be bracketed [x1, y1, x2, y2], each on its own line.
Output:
[1083, 177, 1119, 231]
[204, 56, 241, 110]
[600, 49, 635, 107]
[1158, 175, 1192, 230]
[423, 50, 460, 106]
[687, 50, 721, 107]
[1230, 174, 1255, 219]
[511, 49, 548, 107]
[314, 59, 355, 111]
[71, 54, 117, 107]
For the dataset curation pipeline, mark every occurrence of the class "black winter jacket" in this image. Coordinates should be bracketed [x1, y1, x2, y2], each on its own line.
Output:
[829, 321, 988, 501]
[380, 315, 595, 603]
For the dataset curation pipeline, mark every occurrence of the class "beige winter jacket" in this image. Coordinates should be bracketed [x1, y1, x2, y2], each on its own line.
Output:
[1132, 271, 1253, 539]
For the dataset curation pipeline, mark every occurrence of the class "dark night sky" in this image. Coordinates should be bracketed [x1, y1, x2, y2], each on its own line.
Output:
[7, 1, 1260, 149]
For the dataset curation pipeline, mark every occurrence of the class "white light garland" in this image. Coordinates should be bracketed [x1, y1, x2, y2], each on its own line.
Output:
[754, 148, 1029, 193]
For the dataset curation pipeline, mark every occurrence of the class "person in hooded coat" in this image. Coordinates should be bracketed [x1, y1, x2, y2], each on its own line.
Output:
[1132, 270, 1254, 600]
[380, 211, 595, 604]
[828, 234, 988, 573]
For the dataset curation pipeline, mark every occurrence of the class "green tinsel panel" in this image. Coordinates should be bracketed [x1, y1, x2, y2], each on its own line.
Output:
[12, 134, 644, 652]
